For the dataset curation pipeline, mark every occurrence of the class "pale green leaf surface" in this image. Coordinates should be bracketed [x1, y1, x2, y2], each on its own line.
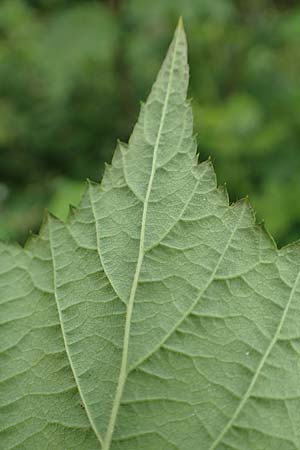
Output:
[1, 21, 300, 450]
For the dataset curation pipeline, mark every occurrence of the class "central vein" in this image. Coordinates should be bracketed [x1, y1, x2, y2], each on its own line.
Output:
[101, 30, 180, 450]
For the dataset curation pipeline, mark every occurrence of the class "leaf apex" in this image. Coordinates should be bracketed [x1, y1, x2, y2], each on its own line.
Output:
[175, 16, 187, 44]
[177, 16, 184, 31]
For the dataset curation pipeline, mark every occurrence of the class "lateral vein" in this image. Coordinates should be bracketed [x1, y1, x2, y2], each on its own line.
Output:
[129, 202, 247, 373]
[207, 266, 300, 450]
[88, 183, 127, 305]
[48, 220, 104, 447]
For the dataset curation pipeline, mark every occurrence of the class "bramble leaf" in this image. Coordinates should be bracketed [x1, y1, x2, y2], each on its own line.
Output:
[1, 21, 300, 450]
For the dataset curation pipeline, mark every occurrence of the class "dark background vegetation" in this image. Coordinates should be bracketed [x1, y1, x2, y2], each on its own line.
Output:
[0, 0, 299, 246]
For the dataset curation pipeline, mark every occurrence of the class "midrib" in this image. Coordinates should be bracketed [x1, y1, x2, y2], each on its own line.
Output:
[208, 266, 300, 450]
[101, 32, 181, 450]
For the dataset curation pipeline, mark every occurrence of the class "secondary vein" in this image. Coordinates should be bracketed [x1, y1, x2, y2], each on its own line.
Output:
[48, 219, 104, 447]
[207, 265, 300, 450]
[129, 202, 247, 373]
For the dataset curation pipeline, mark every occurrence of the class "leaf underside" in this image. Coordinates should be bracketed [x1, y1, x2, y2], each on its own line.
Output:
[1, 21, 300, 450]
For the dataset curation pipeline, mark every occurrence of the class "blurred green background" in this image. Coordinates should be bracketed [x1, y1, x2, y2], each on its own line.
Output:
[0, 0, 299, 246]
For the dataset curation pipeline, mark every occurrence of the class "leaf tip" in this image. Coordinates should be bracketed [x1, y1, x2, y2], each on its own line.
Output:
[176, 16, 187, 43]
[177, 16, 184, 30]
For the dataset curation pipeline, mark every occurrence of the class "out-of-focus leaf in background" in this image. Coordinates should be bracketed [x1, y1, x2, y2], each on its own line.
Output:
[0, 0, 299, 246]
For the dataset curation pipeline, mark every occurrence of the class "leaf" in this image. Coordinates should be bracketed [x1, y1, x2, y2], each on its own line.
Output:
[1, 20, 300, 450]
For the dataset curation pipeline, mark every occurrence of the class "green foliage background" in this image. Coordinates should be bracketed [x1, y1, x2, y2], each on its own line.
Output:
[0, 0, 299, 246]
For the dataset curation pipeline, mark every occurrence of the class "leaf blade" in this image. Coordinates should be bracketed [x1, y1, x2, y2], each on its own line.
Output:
[2, 21, 300, 450]
[102, 20, 190, 449]
[48, 214, 104, 446]
[0, 230, 100, 450]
